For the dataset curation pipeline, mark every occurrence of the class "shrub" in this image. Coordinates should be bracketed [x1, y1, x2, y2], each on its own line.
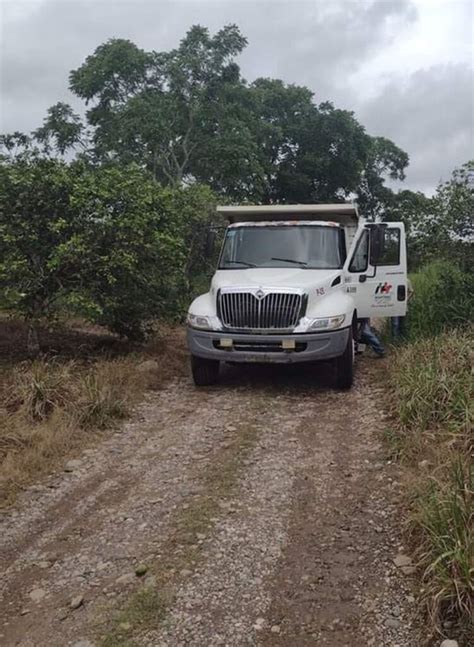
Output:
[406, 261, 473, 340]
[0, 157, 217, 343]
[6, 360, 75, 422]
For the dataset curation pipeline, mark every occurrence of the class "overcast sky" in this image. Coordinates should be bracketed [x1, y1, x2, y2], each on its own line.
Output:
[0, 0, 472, 194]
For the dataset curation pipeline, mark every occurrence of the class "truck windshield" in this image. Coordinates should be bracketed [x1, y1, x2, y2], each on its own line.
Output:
[219, 225, 345, 270]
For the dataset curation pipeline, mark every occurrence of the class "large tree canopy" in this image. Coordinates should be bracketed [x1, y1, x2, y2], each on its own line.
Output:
[7, 24, 408, 208]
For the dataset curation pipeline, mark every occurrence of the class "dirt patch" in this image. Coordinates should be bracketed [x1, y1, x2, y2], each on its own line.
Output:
[0, 357, 421, 647]
[259, 366, 417, 646]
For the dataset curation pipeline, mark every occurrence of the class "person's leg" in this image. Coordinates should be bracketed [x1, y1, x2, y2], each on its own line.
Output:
[361, 321, 385, 356]
[391, 316, 401, 339]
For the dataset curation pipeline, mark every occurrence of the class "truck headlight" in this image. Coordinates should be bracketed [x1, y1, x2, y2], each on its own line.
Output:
[307, 315, 346, 331]
[187, 313, 222, 331]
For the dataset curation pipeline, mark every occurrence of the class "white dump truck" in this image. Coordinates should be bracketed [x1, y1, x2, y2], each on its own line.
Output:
[187, 204, 407, 388]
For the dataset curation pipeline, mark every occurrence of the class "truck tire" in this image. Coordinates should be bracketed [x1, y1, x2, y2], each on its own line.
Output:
[335, 328, 354, 390]
[191, 355, 220, 386]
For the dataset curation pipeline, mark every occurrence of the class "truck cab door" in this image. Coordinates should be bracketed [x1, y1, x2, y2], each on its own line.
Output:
[344, 222, 407, 319]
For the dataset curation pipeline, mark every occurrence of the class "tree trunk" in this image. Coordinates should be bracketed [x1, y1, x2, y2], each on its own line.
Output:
[27, 321, 40, 357]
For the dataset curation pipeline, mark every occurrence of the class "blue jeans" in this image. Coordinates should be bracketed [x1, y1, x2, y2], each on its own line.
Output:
[391, 316, 405, 339]
[359, 319, 385, 355]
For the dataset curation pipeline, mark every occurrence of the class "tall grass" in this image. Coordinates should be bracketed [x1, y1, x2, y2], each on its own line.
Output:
[395, 331, 472, 440]
[416, 459, 473, 630]
[0, 321, 189, 506]
[406, 260, 473, 340]
[389, 327, 473, 641]
[0, 358, 146, 506]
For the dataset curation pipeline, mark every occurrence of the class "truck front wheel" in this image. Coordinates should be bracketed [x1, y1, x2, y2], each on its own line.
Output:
[191, 355, 220, 386]
[334, 328, 354, 390]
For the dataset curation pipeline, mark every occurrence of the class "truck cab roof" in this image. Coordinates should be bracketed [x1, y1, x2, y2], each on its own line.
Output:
[217, 203, 359, 226]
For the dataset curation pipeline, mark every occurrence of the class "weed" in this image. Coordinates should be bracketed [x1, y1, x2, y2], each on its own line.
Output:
[388, 327, 473, 641]
[0, 319, 187, 507]
[415, 458, 473, 641]
[6, 359, 75, 422]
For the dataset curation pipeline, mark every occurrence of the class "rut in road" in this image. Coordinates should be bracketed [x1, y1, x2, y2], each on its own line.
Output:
[0, 360, 417, 647]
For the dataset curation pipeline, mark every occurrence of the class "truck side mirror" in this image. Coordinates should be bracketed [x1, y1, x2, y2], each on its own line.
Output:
[368, 224, 386, 267]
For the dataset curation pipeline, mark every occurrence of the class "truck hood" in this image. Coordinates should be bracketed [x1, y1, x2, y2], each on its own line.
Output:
[212, 268, 340, 292]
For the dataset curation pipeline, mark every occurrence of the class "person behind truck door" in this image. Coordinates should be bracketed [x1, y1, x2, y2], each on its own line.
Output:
[391, 277, 414, 339]
[358, 318, 385, 358]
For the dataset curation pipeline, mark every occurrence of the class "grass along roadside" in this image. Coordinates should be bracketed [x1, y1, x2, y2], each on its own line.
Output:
[97, 406, 267, 646]
[386, 328, 473, 645]
[0, 319, 188, 508]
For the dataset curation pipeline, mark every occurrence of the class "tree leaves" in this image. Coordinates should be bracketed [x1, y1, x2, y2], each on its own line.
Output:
[0, 158, 216, 338]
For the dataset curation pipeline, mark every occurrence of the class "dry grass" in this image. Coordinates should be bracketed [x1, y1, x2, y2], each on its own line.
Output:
[387, 328, 473, 644]
[0, 318, 188, 507]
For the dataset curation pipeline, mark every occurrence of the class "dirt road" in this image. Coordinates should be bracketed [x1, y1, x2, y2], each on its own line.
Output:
[0, 359, 419, 646]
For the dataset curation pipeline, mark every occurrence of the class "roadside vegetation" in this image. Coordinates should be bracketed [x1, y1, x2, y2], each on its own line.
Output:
[387, 263, 473, 644]
[0, 320, 187, 507]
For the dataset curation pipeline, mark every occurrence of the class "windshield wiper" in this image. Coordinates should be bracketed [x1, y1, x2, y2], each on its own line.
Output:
[225, 259, 257, 268]
[271, 257, 308, 266]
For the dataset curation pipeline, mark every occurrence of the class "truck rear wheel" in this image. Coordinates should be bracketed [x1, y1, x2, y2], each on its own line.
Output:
[191, 355, 220, 386]
[335, 328, 354, 390]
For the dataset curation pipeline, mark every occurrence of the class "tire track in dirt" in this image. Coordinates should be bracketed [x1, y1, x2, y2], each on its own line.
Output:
[0, 381, 269, 646]
[0, 361, 418, 647]
[139, 363, 417, 647]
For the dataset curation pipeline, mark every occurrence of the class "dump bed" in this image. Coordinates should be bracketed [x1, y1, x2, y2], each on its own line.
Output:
[217, 203, 359, 226]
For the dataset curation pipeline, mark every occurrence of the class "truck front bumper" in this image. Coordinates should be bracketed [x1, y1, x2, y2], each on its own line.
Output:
[187, 326, 350, 364]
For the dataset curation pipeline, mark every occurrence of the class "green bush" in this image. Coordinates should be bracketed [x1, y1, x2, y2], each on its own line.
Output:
[406, 261, 474, 340]
[0, 157, 217, 341]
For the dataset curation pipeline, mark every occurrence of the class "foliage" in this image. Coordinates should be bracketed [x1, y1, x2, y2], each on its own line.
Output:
[389, 329, 473, 641]
[387, 161, 474, 270]
[393, 326, 472, 434]
[0, 156, 79, 324]
[358, 136, 409, 220]
[2, 24, 408, 207]
[0, 156, 216, 341]
[34, 102, 87, 156]
[405, 261, 473, 340]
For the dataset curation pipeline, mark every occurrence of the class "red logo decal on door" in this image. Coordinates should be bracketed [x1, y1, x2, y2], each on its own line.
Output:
[375, 282, 392, 295]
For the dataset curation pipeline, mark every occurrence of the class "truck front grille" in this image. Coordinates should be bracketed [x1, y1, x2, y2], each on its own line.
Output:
[218, 290, 304, 331]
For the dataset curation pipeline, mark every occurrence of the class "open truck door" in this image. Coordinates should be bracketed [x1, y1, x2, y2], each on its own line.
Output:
[345, 222, 407, 319]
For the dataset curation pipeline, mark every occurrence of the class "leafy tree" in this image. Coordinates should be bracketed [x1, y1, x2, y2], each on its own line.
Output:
[386, 161, 473, 270]
[267, 100, 372, 204]
[0, 131, 34, 160]
[357, 136, 409, 220]
[0, 157, 216, 347]
[34, 102, 87, 156]
[69, 26, 250, 186]
[55, 25, 407, 206]
[0, 157, 82, 351]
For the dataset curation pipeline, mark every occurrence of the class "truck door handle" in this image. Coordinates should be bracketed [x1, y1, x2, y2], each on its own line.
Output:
[397, 285, 406, 301]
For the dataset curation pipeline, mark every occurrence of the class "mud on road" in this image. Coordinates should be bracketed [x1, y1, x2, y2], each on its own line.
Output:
[0, 359, 419, 646]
